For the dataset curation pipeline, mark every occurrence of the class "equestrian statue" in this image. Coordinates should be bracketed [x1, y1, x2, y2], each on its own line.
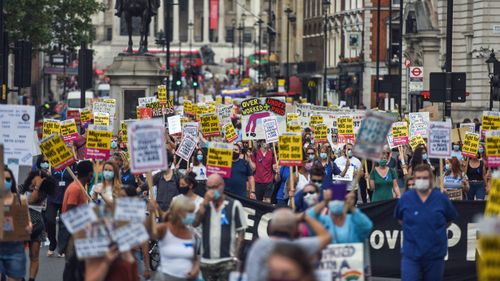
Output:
[115, 0, 161, 54]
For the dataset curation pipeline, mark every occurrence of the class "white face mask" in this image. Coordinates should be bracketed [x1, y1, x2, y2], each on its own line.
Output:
[303, 193, 318, 207]
[414, 179, 430, 191]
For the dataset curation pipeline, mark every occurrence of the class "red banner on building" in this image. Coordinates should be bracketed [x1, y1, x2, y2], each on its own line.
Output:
[210, 0, 218, 30]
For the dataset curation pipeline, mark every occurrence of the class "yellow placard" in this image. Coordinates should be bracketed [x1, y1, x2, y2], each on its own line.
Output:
[310, 115, 324, 128]
[39, 134, 75, 171]
[278, 134, 303, 166]
[120, 121, 128, 143]
[478, 235, 500, 281]
[485, 178, 500, 216]
[86, 130, 112, 150]
[225, 97, 233, 105]
[94, 113, 110, 126]
[287, 113, 299, 124]
[486, 133, 500, 157]
[60, 119, 78, 140]
[206, 143, 233, 178]
[42, 119, 61, 139]
[157, 85, 167, 103]
[482, 115, 500, 131]
[337, 117, 354, 135]
[216, 96, 223, 104]
[80, 110, 92, 124]
[287, 122, 302, 133]
[223, 123, 238, 143]
[184, 100, 193, 116]
[409, 135, 426, 151]
[392, 122, 408, 138]
[200, 114, 221, 137]
[461, 133, 480, 157]
[314, 124, 328, 143]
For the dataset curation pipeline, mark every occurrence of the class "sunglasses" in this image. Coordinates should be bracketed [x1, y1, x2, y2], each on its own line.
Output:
[303, 191, 316, 196]
[5, 178, 12, 182]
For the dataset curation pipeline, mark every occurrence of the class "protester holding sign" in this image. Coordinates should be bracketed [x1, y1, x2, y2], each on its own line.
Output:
[90, 161, 122, 204]
[394, 164, 457, 281]
[189, 149, 208, 194]
[369, 150, 401, 201]
[251, 140, 277, 203]
[224, 144, 255, 198]
[148, 152, 181, 212]
[466, 152, 487, 200]
[333, 143, 363, 193]
[443, 158, 466, 200]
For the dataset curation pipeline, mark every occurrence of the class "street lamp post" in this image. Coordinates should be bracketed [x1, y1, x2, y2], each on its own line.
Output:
[486, 50, 498, 111]
[232, 19, 236, 80]
[285, 8, 295, 95]
[238, 13, 246, 81]
[322, 0, 331, 106]
[257, 18, 263, 89]
[188, 21, 195, 101]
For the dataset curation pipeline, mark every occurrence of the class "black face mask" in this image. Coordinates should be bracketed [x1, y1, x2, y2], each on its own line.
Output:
[178, 186, 189, 195]
[233, 152, 240, 160]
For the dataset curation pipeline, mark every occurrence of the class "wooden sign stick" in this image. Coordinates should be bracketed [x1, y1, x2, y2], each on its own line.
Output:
[146, 171, 158, 237]
[272, 143, 279, 166]
[363, 159, 370, 188]
[65, 167, 92, 202]
[289, 166, 296, 210]
[439, 159, 445, 192]
[398, 146, 408, 175]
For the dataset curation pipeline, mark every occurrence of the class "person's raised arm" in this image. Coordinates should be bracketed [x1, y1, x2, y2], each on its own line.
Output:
[311, 189, 332, 216]
[193, 190, 214, 227]
[303, 213, 332, 249]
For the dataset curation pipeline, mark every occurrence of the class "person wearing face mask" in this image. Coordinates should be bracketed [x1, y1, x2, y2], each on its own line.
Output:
[0, 167, 33, 281]
[145, 152, 181, 212]
[189, 149, 208, 197]
[466, 148, 487, 200]
[172, 173, 204, 212]
[408, 146, 434, 176]
[149, 197, 200, 281]
[110, 138, 119, 154]
[395, 164, 457, 281]
[194, 174, 247, 281]
[224, 144, 255, 199]
[450, 143, 464, 161]
[294, 167, 325, 211]
[251, 140, 277, 203]
[334, 143, 363, 193]
[315, 145, 342, 188]
[369, 152, 400, 202]
[293, 159, 311, 193]
[91, 161, 122, 205]
[266, 244, 317, 281]
[245, 208, 331, 281]
[443, 157, 467, 200]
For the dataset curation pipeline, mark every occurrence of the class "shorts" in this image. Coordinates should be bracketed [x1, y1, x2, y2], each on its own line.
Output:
[255, 182, 274, 201]
[0, 243, 26, 279]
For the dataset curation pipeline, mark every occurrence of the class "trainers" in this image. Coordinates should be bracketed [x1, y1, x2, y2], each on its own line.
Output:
[47, 250, 54, 257]
[57, 253, 65, 258]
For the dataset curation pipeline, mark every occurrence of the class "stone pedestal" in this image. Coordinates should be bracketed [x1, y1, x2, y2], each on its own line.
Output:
[106, 54, 164, 132]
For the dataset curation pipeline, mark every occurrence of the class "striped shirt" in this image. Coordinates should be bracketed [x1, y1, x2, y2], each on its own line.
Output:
[200, 198, 247, 264]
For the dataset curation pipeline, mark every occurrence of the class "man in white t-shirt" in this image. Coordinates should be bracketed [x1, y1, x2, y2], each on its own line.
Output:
[334, 143, 362, 191]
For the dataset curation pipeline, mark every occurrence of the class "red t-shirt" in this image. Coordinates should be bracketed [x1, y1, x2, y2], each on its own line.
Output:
[251, 149, 275, 184]
[62, 181, 88, 213]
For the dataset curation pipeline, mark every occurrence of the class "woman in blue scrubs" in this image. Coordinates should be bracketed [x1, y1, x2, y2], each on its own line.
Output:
[394, 164, 458, 281]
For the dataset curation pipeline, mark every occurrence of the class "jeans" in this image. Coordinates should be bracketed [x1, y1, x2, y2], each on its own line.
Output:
[45, 202, 62, 252]
[0, 242, 26, 279]
[467, 181, 486, 200]
[401, 256, 445, 281]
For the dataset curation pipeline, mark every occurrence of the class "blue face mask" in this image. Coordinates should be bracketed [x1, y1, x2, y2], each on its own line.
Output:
[422, 153, 428, 160]
[111, 141, 118, 149]
[182, 212, 196, 225]
[445, 164, 450, 171]
[308, 154, 315, 160]
[479, 148, 485, 154]
[103, 171, 114, 181]
[213, 190, 221, 201]
[328, 200, 345, 216]
[4, 179, 12, 192]
[197, 155, 203, 161]
[40, 162, 50, 170]
[320, 152, 328, 159]
[453, 145, 460, 151]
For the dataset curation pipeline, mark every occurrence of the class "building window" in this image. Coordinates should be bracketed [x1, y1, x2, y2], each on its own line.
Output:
[244, 28, 252, 43]
[106, 27, 112, 41]
[226, 28, 235, 43]
[392, 0, 400, 6]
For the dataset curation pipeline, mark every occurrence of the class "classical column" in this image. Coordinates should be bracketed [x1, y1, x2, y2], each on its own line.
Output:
[217, 0, 225, 43]
[173, 0, 180, 42]
[203, 0, 210, 43]
[189, 0, 195, 43]
[157, 1, 164, 35]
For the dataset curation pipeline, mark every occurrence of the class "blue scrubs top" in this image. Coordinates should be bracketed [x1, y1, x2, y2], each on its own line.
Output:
[394, 188, 458, 260]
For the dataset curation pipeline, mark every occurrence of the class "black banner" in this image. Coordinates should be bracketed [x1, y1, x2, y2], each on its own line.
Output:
[227, 193, 484, 281]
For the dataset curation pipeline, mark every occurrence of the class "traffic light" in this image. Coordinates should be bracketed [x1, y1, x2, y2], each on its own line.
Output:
[78, 44, 93, 91]
[191, 70, 199, 89]
[173, 69, 182, 89]
[14, 40, 32, 88]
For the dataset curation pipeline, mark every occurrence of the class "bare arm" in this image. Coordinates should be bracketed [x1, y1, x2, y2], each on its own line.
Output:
[304, 214, 332, 249]
[393, 179, 401, 198]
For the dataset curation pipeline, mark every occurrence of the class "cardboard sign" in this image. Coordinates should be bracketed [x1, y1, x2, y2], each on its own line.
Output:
[176, 135, 197, 162]
[184, 100, 193, 116]
[486, 130, 500, 168]
[93, 112, 110, 126]
[60, 204, 98, 234]
[40, 134, 75, 171]
[353, 111, 395, 160]
[183, 122, 199, 139]
[223, 123, 238, 143]
[462, 133, 480, 158]
[392, 121, 409, 146]
[262, 116, 279, 144]
[319, 243, 364, 281]
[337, 116, 355, 144]
[451, 128, 470, 144]
[128, 119, 168, 173]
[428, 121, 452, 159]
[110, 223, 150, 252]
[60, 119, 79, 142]
[75, 236, 111, 258]
[80, 109, 92, 126]
[85, 130, 112, 160]
[114, 197, 147, 222]
[167, 115, 182, 135]
[314, 124, 328, 143]
[485, 178, 500, 216]
[0, 104, 36, 166]
[446, 189, 463, 201]
[157, 85, 167, 103]
[265, 98, 286, 116]
[200, 114, 221, 137]
[310, 115, 324, 128]
[1, 198, 30, 241]
[207, 142, 233, 178]
[42, 119, 61, 139]
[409, 135, 426, 151]
[278, 134, 303, 166]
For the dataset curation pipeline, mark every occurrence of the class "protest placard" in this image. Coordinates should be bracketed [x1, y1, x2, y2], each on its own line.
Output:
[85, 129, 112, 160]
[0, 104, 35, 166]
[110, 223, 150, 252]
[163, 98, 175, 117]
[485, 178, 500, 216]
[138, 107, 153, 119]
[138, 96, 157, 107]
[176, 135, 197, 162]
[128, 119, 168, 173]
[451, 128, 470, 143]
[60, 119, 79, 142]
[1, 196, 30, 241]
[294, 103, 336, 127]
[461, 133, 480, 158]
[318, 243, 364, 281]
[75, 237, 111, 258]
[157, 85, 167, 103]
[217, 104, 233, 125]
[352, 111, 395, 160]
[222, 123, 238, 143]
[409, 112, 429, 138]
[310, 115, 324, 128]
[314, 124, 328, 143]
[67, 109, 81, 124]
[428, 121, 452, 159]
[120, 121, 128, 143]
[240, 97, 286, 140]
[387, 132, 396, 149]
[145, 102, 165, 119]
[200, 114, 221, 137]
[262, 116, 279, 144]
[167, 115, 182, 135]
[287, 122, 301, 133]
[460, 122, 476, 133]
[482, 112, 500, 131]
[60, 204, 98, 234]
[332, 166, 355, 182]
[409, 135, 426, 151]
[478, 234, 500, 281]
[240, 97, 264, 115]
[92, 101, 116, 117]
[114, 197, 147, 222]
[93, 112, 110, 126]
[265, 98, 286, 116]
[42, 119, 61, 139]
[278, 134, 303, 166]
[183, 122, 199, 139]
[206, 142, 233, 178]
[486, 130, 500, 168]
[337, 116, 355, 144]
[392, 121, 409, 146]
[40, 134, 75, 171]
[80, 109, 92, 126]
[287, 113, 299, 124]
[184, 100, 193, 116]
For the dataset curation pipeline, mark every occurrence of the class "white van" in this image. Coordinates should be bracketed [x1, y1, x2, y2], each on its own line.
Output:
[66, 91, 94, 108]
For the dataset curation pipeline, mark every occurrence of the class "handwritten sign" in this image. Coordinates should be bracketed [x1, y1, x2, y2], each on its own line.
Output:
[486, 130, 500, 168]
[409, 112, 429, 138]
[85, 129, 112, 160]
[206, 142, 233, 178]
[428, 121, 452, 159]
[176, 135, 197, 162]
[391, 121, 409, 146]
[409, 135, 426, 151]
[262, 116, 279, 144]
[319, 243, 364, 281]
[128, 119, 168, 173]
[60, 119, 79, 142]
[265, 98, 286, 116]
[110, 223, 150, 252]
[167, 115, 182, 135]
[217, 104, 233, 125]
[92, 101, 116, 117]
[462, 133, 480, 158]
[278, 134, 303, 166]
[240, 98, 264, 115]
[75, 237, 111, 258]
[223, 123, 238, 143]
[183, 122, 199, 139]
[93, 112, 110, 126]
[314, 124, 328, 143]
[42, 119, 61, 139]
[200, 114, 221, 137]
[352, 111, 395, 160]
[114, 197, 147, 222]
[60, 204, 98, 234]
[138, 96, 157, 107]
[40, 134, 75, 171]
